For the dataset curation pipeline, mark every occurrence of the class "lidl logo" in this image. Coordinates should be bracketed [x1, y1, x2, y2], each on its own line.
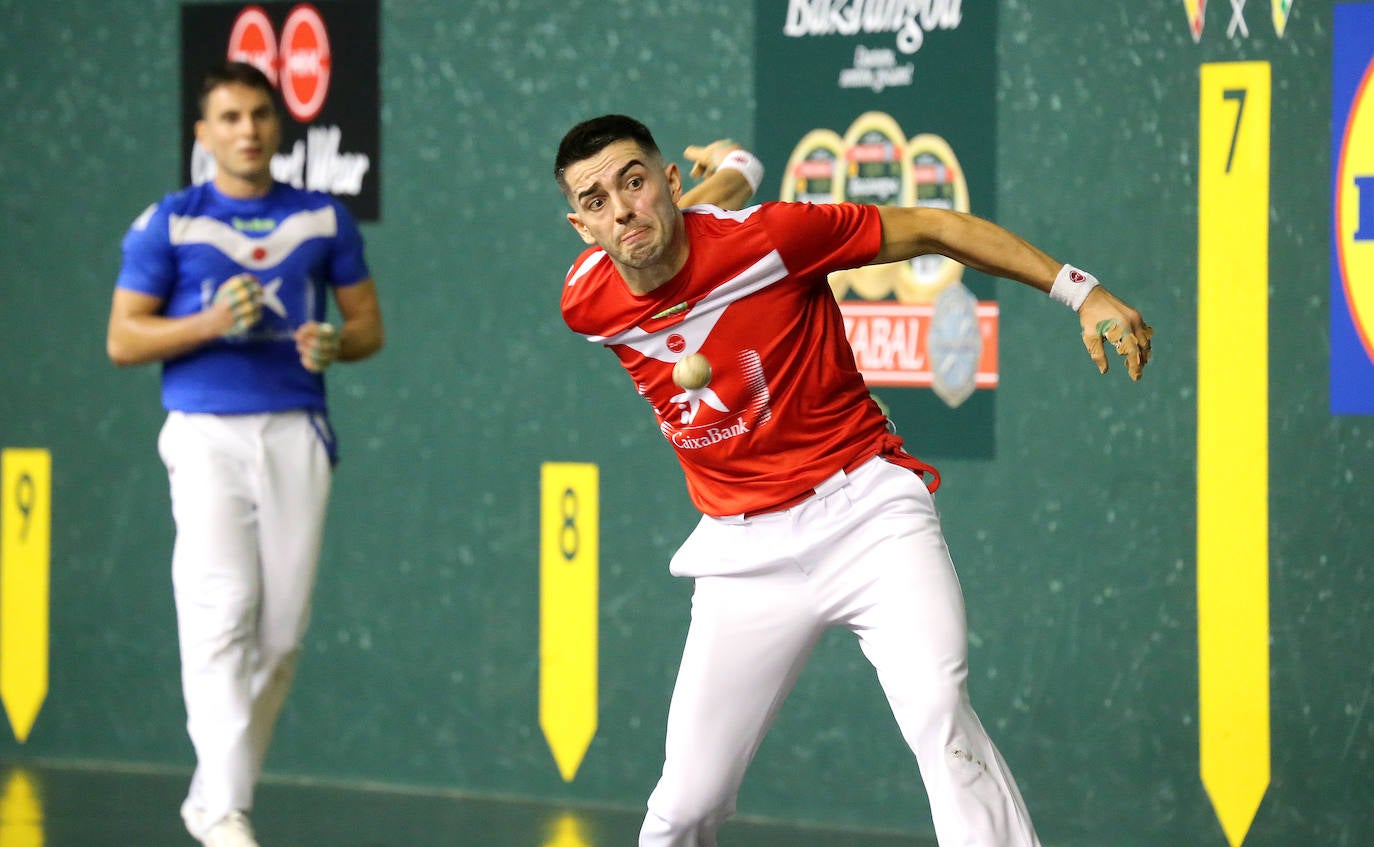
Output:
[1332, 4, 1374, 414]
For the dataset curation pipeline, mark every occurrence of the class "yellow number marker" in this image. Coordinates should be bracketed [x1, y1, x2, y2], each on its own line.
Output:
[1198, 62, 1271, 847]
[539, 463, 599, 782]
[1, 449, 51, 744]
[0, 767, 42, 847]
[543, 812, 593, 847]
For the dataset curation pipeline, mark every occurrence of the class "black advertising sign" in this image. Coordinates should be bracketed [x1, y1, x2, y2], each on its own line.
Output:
[755, 1, 997, 457]
[181, 1, 381, 220]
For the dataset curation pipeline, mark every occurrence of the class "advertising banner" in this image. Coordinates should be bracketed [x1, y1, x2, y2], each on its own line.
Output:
[756, 0, 997, 456]
[1332, 2, 1374, 414]
[181, 1, 381, 220]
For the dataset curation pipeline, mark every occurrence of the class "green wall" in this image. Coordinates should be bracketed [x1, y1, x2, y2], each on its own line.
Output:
[0, 1, 1369, 845]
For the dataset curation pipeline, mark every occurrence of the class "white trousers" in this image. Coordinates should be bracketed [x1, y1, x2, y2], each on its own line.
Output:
[159, 410, 332, 828]
[640, 457, 1041, 847]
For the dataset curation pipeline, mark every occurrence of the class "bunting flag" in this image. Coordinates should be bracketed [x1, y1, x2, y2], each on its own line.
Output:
[1272, 0, 1292, 37]
[1186, 0, 1208, 41]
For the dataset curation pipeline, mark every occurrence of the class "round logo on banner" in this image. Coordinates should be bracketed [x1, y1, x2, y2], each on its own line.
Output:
[781, 129, 848, 301]
[929, 281, 982, 409]
[839, 111, 908, 206]
[279, 4, 332, 122]
[1337, 54, 1374, 365]
[780, 128, 846, 205]
[227, 5, 278, 85]
[835, 112, 911, 302]
[899, 133, 970, 304]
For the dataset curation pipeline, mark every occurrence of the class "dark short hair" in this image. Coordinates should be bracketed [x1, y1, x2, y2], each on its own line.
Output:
[554, 114, 661, 195]
[198, 61, 275, 117]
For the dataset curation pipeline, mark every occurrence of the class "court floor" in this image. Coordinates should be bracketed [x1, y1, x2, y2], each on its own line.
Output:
[1, 759, 938, 847]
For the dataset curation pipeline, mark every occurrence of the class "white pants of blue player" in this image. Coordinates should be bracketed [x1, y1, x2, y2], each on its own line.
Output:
[638, 456, 1042, 847]
[159, 410, 332, 835]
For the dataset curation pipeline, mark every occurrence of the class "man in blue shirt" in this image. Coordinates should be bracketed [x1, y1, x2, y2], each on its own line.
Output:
[107, 61, 383, 847]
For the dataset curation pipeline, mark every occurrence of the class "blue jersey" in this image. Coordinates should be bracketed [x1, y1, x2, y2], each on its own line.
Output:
[117, 181, 370, 414]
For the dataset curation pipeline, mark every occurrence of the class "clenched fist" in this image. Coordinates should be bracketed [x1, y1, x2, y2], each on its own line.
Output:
[295, 321, 340, 373]
[213, 273, 264, 336]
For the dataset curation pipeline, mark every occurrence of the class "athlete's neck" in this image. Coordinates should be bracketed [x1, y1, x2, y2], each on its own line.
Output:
[621, 266, 678, 296]
[213, 173, 274, 200]
[619, 222, 691, 296]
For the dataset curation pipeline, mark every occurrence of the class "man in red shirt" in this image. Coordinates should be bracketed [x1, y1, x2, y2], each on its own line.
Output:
[555, 114, 1152, 847]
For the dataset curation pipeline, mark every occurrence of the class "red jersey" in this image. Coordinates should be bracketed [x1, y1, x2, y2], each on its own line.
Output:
[561, 201, 939, 517]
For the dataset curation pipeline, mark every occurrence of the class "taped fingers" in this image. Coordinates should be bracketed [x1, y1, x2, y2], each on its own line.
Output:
[219, 274, 263, 303]
[304, 323, 340, 372]
[684, 140, 736, 179]
[1090, 318, 1153, 380]
[214, 275, 264, 335]
[1138, 324, 1155, 365]
[1082, 329, 1109, 374]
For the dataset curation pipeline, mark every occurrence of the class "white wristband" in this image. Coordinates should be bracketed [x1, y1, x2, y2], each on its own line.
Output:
[1049, 264, 1100, 311]
[716, 149, 764, 193]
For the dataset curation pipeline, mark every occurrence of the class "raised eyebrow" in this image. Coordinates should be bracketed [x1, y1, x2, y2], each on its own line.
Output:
[575, 159, 648, 204]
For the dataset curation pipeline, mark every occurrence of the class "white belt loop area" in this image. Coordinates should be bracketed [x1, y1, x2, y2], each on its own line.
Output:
[718, 466, 854, 524]
[812, 466, 849, 499]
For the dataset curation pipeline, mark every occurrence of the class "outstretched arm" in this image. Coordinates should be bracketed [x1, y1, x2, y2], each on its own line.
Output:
[875, 206, 1154, 380]
[873, 206, 1059, 286]
[678, 139, 761, 211]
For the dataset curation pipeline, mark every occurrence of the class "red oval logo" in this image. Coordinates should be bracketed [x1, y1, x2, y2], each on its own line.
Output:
[227, 6, 278, 86]
[279, 4, 331, 122]
[666, 334, 686, 354]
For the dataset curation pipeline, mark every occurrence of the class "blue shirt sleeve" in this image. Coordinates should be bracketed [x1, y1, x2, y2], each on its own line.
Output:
[115, 200, 177, 300]
[328, 199, 371, 287]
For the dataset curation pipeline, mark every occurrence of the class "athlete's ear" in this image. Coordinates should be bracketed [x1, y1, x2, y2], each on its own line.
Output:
[665, 162, 683, 204]
[194, 119, 207, 147]
[566, 213, 596, 246]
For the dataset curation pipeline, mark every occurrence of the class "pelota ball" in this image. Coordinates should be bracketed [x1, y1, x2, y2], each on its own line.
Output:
[672, 353, 712, 390]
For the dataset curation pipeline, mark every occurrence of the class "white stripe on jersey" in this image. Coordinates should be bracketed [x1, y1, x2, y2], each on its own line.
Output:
[567, 250, 608, 287]
[587, 249, 788, 362]
[683, 203, 765, 222]
[168, 206, 338, 270]
[131, 203, 157, 231]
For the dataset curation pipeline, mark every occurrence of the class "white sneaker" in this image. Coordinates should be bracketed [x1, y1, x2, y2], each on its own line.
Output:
[202, 812, 260, 847]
